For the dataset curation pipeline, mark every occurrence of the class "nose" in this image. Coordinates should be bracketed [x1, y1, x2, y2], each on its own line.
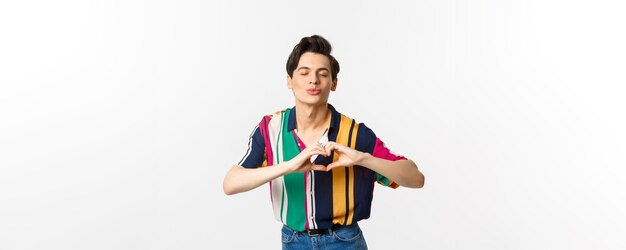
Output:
[308, 73, 319, 84]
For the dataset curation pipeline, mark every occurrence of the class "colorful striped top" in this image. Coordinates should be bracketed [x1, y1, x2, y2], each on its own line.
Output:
[238, 104, 408, 231]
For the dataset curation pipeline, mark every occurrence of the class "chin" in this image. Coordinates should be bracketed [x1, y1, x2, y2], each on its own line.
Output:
[294, 93, 329, 106]
[297, 97, 327, 106]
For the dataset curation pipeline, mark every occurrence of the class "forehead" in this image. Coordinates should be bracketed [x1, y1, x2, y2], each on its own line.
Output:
[297, 52, 331, 70]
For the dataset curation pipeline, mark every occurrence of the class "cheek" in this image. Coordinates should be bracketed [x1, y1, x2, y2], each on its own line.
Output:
[292, 76, 307, 85]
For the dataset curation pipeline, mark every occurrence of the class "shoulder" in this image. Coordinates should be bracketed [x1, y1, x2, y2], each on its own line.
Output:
[333, 109, 371, 135]
[330, 108, 377, 151]
[266, 108, 291, 119]
[249, 108, 294, 138]
[254, 108, 291, 124]
[353, 120, 377, 153]
[335, 109, 374, 138]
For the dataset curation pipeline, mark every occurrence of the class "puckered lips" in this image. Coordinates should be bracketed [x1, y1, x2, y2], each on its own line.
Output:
[306, 88, 321, 95]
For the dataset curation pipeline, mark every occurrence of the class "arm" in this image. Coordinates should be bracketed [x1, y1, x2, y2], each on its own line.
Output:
[223, 142, 329, 195]
[223, 163, 291, 195]
[325, 141, 425, 188]
[358, 155, 424, 188]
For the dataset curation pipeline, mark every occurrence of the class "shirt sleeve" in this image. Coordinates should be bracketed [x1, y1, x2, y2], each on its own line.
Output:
[357, 123, 408, 189]
[372, 137, 407, 188]
[237, 119, 266, 169]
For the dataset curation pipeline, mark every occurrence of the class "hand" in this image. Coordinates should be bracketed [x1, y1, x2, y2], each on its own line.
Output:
[286, 142, 330, 173]
[324, 141, 367, 171]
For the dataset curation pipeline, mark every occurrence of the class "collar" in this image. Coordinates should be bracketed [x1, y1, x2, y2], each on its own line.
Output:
[287, 103, 340, 132]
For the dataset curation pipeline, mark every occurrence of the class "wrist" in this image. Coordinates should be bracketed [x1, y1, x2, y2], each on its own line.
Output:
[356, 152, 372, 166]
[279, 160, 296, 174]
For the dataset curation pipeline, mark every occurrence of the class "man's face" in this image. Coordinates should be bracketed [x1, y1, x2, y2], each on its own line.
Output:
[287, 52, 337, 106]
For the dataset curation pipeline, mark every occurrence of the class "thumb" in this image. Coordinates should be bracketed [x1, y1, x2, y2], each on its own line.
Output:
[310, 164, 328, 171]
[326, 162, 340, 171]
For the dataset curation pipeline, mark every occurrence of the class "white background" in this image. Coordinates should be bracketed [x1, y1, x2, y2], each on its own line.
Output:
[1, 0, 625, 249]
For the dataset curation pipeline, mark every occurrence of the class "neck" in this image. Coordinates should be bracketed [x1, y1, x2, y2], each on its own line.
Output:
[295, 102, 330, 133]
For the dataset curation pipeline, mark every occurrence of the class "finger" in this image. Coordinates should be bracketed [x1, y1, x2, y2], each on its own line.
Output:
[320, 144, 331, 156]
[325, 144, 342, 153]
[326, 162, 339, 171]
[326, 141, 344, 149]
[310, 144, 330, 157]
[324, 142, 336, 154]
[315, 147, 327, 156]
[306, 147, 325, 156]
[317, 143, 326, 155]
[310, 164, 327, 171]
[311, 143, 325, 152]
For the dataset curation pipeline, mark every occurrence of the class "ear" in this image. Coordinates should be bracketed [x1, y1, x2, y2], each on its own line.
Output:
[331, 78, 338, 91]
[287, 75, 293, 89]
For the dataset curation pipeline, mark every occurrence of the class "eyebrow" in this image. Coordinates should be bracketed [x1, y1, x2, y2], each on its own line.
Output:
[296, 66, 330, 72]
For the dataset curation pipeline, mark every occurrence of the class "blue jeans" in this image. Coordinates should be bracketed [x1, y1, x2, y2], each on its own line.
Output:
[281, 223, 368, 250]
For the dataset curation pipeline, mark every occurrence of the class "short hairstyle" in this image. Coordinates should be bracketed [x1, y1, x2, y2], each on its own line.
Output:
[286, 35, 340, 81]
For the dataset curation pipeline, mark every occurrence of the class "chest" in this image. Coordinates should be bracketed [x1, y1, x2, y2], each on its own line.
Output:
[295, 130, 327, 149]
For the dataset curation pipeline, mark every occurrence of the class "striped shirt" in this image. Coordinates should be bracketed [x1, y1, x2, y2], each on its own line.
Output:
[238, 104, 407, 231]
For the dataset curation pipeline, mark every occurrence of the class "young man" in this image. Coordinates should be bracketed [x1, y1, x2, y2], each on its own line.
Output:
[223, 35, 425, 249]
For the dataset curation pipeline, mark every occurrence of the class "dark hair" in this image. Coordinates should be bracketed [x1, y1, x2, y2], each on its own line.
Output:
[286, 35, 340, 81]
